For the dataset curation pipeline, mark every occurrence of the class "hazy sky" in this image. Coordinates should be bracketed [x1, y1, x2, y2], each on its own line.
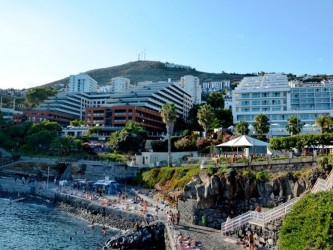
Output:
[1, 0, 332, 89]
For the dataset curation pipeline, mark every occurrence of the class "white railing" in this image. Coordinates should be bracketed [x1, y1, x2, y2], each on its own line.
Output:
[222, 169, 333, 234]
[311, 170, 333, 193]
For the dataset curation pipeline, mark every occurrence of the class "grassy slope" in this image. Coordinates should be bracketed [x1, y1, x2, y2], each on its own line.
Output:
[279, 191, 333, 250]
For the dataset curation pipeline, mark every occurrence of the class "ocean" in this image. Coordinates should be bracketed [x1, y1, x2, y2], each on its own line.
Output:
[0, 197, 120, 250]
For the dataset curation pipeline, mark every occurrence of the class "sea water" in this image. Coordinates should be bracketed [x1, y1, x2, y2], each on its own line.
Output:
[0, 198, 120, 250]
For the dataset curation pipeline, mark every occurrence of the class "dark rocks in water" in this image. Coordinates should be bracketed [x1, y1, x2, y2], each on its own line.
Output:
[103, 222, 165, 250]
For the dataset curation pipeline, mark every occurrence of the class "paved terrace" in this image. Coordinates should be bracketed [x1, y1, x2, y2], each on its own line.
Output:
[0, 176, 243, 250]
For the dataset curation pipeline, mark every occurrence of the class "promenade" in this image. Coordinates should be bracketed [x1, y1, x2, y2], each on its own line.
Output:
[0, 176, 242, 250]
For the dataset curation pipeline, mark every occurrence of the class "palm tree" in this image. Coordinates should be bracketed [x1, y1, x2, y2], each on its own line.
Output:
[253, 114, 270, 140]
[197, 104, 215, 138]
[286, 115, 303, 135]
[160, 103, 177, 166]
[236, 121, 249, 135]
[50, 135, 79, 156]
[315, 114, 333, 134]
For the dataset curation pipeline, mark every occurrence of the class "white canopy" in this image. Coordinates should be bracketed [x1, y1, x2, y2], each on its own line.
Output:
[216, 135, 269, 147]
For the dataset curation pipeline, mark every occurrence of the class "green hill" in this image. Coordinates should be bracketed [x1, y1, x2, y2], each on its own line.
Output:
[43, 60, 249, 88]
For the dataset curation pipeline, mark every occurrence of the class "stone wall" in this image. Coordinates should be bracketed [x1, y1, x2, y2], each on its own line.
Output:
[177, 199, 197, 224]
[178, 198, 281, 229]
[54, 193, 143, 230]
[83, 163, 141, 181]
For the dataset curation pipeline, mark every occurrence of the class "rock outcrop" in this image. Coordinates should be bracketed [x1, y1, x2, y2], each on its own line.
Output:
[179, 168, 329, 228]
[103, 222, 165, 250]
[183, 169, 327, 209]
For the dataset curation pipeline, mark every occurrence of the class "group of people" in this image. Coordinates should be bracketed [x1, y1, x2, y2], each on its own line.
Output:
[176, 232, 200, 250]
[166, 210, 180, 226]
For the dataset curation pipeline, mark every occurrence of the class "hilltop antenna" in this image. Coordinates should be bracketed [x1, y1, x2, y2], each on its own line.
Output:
[138, 53, 140, 61]
[144, 49, 146, 60]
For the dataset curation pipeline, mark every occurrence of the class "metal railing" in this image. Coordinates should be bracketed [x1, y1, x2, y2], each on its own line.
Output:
[311, 170, 333, 193]
[221, 169, 333, 234]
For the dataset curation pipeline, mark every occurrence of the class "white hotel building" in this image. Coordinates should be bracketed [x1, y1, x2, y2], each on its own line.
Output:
[178, 75, 202, 104]
[68, 73, 98, 93]
[99, 77, 131, 93]
[232, 74, 333, 137]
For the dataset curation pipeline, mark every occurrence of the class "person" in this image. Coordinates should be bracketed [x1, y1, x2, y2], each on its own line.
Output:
[255, 204, 261, 219]
[255, 204, 262, 213]
[102, 225, 107, 237]
[176, 211, 180, 225]
[248, 231, 255, 250]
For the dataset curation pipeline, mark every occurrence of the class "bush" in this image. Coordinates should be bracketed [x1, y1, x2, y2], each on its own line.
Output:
[206, 167, 216, 176]
[217, 167, 227, 175]
[255, 171, 270, 181]
[141, 166, 200, 190]
[98, 153, 127, 162]
[279, 191, 333, 249]
[252, 157, 267, 162]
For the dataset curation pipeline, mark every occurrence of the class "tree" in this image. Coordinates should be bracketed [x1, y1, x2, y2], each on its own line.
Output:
[236, 121, 249, 135]
[286, 115, 303, 135]
[315, 114, 333, 134]
[50, 135, 80, 156]
[25, 121, 62, 151]
[25, 130, 59, 151]
[253, 114, 270, 140]
[25, 87, 58, 108]
[207, 92, 224, 109]
[215, 109, 233, 129]
[186, 104, 201, 131]
[197, 104, 214, 138]
[108, 122, 146, 155]
[160, 103, 177, 166]
[70, 119, 84, 127]
[27, 120, 62, 136]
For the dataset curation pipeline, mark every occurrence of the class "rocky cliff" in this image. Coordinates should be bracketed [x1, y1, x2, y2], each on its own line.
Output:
[178, 168, 327, 228]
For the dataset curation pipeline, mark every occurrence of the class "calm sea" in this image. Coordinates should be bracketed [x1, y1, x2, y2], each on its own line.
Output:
[0, 198, 120, 250]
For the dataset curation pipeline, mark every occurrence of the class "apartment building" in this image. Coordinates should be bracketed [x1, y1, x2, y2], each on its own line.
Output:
[202, 80, 231, 92]
[232, 74, 333, 137]
[178, 75, 202, 104]
[99, 77, 130, 92]
[68, 73, 98, 93]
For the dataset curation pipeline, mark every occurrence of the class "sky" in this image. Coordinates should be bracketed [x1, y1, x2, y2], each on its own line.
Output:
[1, 0, 333, 89]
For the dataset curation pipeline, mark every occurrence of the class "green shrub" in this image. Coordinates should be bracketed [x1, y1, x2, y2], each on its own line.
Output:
[271, 156, 289, 161]
[242, 169, 254, 178]
[252, 157, 267, 162]
[255, 171, 270, 181]
[141, 166, 200, 190]
[217, 167, 227, 175]
[279, 191, 333, 250]
[235, 158, 248, 163]
[218, 157, 229, 163]
[98, 153, 127, 162]
[158, 167, 175, 182]
[206, 167, 216, 176]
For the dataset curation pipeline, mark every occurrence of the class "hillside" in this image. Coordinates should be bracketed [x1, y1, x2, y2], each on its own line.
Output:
[43, 61, 249, 88]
